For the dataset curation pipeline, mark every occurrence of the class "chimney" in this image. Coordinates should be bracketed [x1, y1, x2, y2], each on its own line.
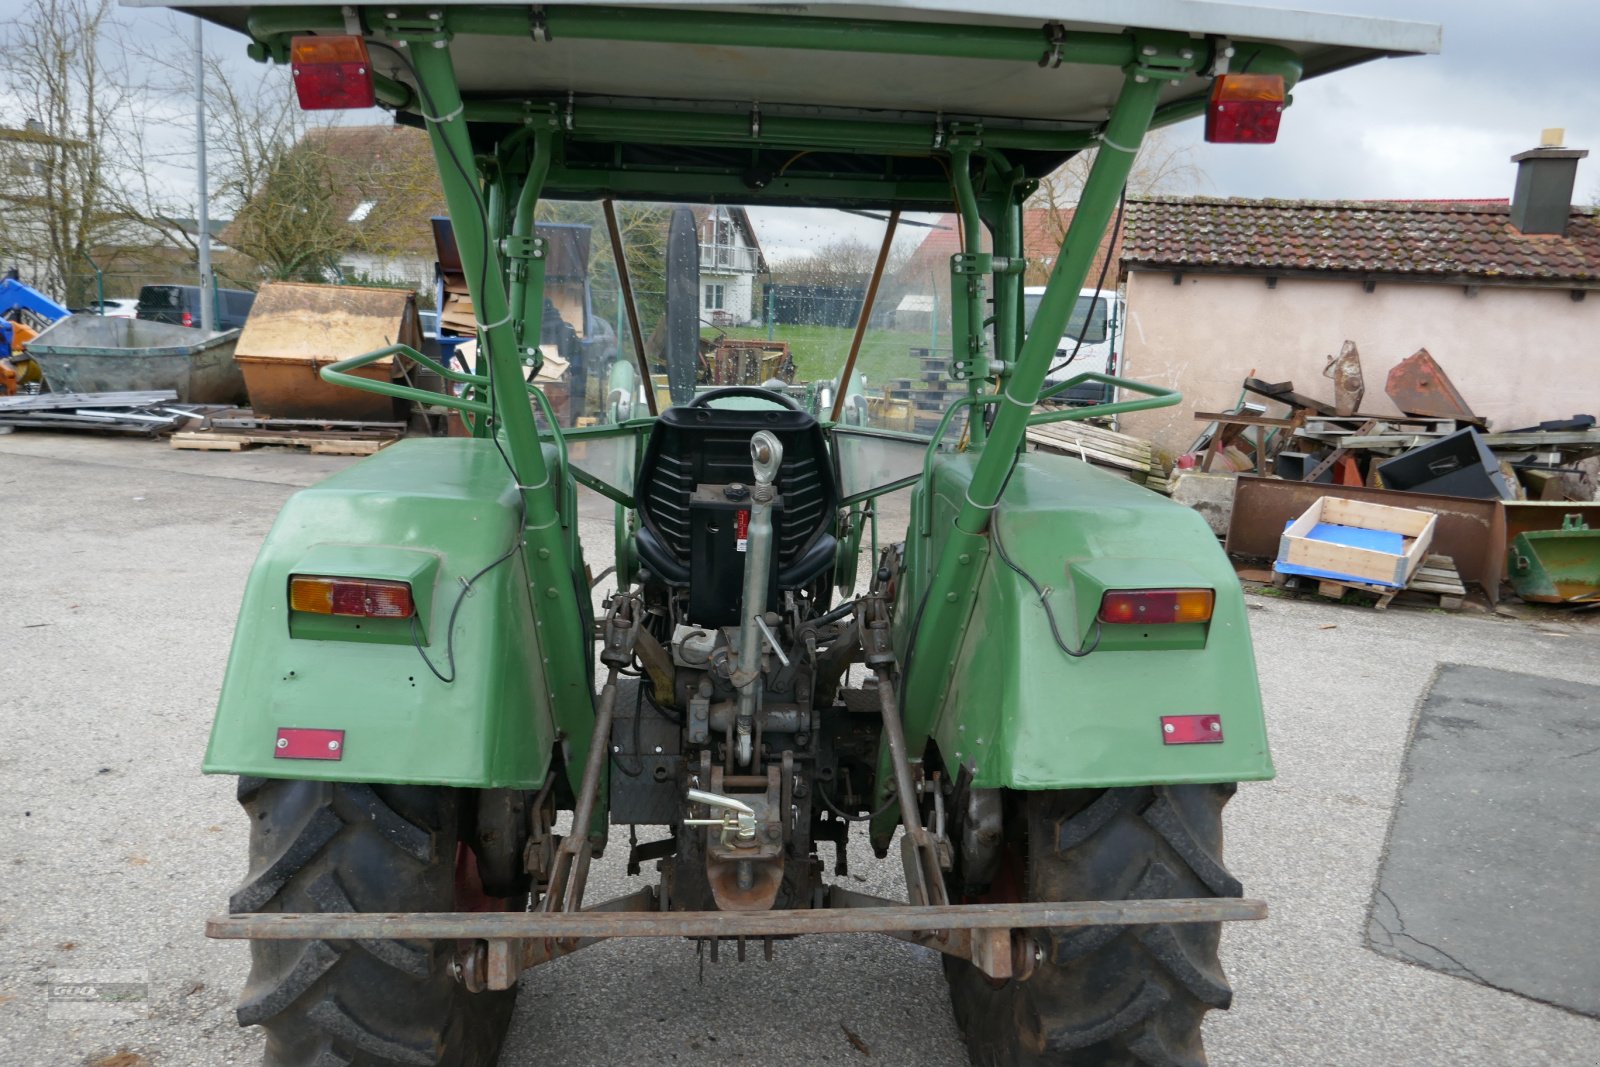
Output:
[1510, 129, 1587, 236]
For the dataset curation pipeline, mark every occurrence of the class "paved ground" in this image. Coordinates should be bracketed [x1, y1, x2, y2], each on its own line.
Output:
[1368, 665, 1600, 1017]
[1, 433, 1597, 1067]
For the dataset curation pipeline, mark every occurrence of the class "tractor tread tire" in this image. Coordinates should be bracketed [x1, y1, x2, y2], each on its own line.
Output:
[232, 778, 517, 1067]
[947, 784, 1238, 1067]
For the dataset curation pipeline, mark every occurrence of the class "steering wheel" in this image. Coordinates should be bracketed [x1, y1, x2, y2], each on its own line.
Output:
[687, 385, 804, 411]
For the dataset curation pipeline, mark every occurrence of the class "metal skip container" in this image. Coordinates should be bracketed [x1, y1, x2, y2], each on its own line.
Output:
[233, 282, 422, 421]
[26, 315, 246, 404]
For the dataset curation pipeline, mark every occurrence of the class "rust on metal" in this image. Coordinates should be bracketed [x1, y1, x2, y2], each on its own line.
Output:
[205, 893, 1268, 941]
[1226, 475, 1507, 603]
[1503, 501, 1600, 546]
[1385, 348, 1477, 421]
[234, 281, 422, 421]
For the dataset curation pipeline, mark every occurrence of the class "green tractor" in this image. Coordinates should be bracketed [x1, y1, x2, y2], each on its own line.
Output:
[153, 2, 1436, 1064]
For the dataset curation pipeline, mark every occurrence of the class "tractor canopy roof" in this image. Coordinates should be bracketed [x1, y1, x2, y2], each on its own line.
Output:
[132, 2, 1439, 205]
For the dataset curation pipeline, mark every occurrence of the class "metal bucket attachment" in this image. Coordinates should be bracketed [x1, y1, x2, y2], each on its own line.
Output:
[1508, 515, 1600, 604]
[233, 282, 424, 421]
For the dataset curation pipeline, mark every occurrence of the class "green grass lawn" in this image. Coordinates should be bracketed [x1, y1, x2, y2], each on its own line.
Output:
[702, 324, 934, 390]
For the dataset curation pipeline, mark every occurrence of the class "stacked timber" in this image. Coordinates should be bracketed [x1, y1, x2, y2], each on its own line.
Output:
[1027, 419, 1158, 486]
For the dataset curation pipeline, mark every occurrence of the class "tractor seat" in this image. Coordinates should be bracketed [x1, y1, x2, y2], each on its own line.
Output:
[633, 389, 839, 620]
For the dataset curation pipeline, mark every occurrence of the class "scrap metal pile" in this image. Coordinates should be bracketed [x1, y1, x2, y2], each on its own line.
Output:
[1186, 344, 1600, 501]
[0, 390, 217, 434]
[1193, 343, 1599, 609]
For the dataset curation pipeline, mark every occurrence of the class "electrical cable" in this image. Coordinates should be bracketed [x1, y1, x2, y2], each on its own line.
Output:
[408, 536, 524, 683]
[1046, 186, 1126, 379]
[810, 598, 858, 627]
[372, 41, 592, 693]
[989, 505, 1101, 659]
[815, 782, 898, 824]
[370, 40, 520, 487]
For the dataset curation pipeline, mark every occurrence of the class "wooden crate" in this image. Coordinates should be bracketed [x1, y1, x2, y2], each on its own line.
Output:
[1276, 496, 1435, 588]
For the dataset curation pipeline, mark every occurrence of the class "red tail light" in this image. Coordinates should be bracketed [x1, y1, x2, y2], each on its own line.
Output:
[1204, 73, 1285, 144]
[290, 35, 376, 110]
[181, 310, 193, 327]
[1098, 589, 1214, 625]
[290, 576, 414, 618]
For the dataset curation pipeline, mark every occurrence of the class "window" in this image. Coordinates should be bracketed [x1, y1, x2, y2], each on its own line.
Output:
[1023, 293, 1108, 345]
[347, 199, 377, 223]
[704, 283, 725, 311]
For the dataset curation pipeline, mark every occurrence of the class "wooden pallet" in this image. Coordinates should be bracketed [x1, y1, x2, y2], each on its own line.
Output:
[1275, 553, 1466, 611]
[1027, 419, 1153, 478]
[170, 431, 398, 456]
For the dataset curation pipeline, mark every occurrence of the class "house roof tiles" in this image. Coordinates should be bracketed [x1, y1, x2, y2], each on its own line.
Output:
[1121, 196, 1600, 285]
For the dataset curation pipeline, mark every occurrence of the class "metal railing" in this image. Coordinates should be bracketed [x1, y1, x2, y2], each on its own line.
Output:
[699, 243, 758, 273]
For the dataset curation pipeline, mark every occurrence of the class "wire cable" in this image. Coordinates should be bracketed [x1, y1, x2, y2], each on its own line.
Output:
[815, 782, 898, 824]
[1046, 186, 1127, 380]
[989, 508, 1100, 658]
[408, 537, 524, 683]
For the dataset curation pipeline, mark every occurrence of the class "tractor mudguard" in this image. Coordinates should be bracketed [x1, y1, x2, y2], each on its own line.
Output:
[899, 450, 1272, 790]
[203, 438, 562, 789]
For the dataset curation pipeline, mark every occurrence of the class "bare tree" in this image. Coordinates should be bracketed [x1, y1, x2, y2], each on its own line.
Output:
[0, 0, 143, 303]
[770, 233, 909, 288]
[1028, 127, 1208, 251]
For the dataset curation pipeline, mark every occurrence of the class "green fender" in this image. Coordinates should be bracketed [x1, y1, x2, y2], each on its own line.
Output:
[895, 450, 1273, 792]
[203, 438, 567, 789]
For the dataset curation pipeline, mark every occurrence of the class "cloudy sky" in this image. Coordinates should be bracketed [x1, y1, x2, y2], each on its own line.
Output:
[105, 0, 1600, 261]
[1178, 0, 1600, 204]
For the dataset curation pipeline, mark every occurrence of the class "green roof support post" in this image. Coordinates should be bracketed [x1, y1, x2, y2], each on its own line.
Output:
[986, 154, 1025, 383]
[403, 30, 598, 812]
[947, 146, 987, 445]
[507, 131, 553, 381]
[893, 59, 1170, 795]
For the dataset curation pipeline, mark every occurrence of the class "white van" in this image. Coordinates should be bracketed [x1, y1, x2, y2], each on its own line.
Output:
[1025, 286, 1123, 404]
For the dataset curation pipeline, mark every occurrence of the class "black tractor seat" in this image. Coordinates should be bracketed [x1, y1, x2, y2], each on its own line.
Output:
[633, 388, 839, 624]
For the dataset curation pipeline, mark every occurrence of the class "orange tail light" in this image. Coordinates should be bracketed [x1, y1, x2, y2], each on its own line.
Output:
[1098, 589, 1215, 625]
[290, 35, 376, 110]
[290, 576, 414, 619]
[1204, 73, 1285, 144]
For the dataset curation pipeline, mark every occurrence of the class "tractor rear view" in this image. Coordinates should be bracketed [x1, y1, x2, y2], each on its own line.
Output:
[138, 2, 1438, 1064]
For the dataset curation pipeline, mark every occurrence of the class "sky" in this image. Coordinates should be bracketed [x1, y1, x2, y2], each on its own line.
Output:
[89, 0, 1600, 263]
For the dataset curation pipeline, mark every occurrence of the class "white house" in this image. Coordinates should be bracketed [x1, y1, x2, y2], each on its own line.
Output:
[695, 206, 767, 325]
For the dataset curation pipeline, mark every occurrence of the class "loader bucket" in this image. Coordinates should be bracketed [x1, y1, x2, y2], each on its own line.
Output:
[1508, 516, 1600, 604]
[233, 281, 424, 421]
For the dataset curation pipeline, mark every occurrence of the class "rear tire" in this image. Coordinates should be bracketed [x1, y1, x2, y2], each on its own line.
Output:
[946, 785, 1240, 1067]
[231, 777, 522, 1067]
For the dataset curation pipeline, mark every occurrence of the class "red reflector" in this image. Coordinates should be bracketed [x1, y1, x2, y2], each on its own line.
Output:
[275, 727, 345, 760]
[290, 35, 376, 110]
[1162, 715, 1223, 745]
[1098, 589, 1214, 625]
[1204, 73, 1285, 144]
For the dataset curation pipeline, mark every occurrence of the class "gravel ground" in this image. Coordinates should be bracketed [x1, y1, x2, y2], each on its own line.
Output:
[1, 433, 1596, 1067]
